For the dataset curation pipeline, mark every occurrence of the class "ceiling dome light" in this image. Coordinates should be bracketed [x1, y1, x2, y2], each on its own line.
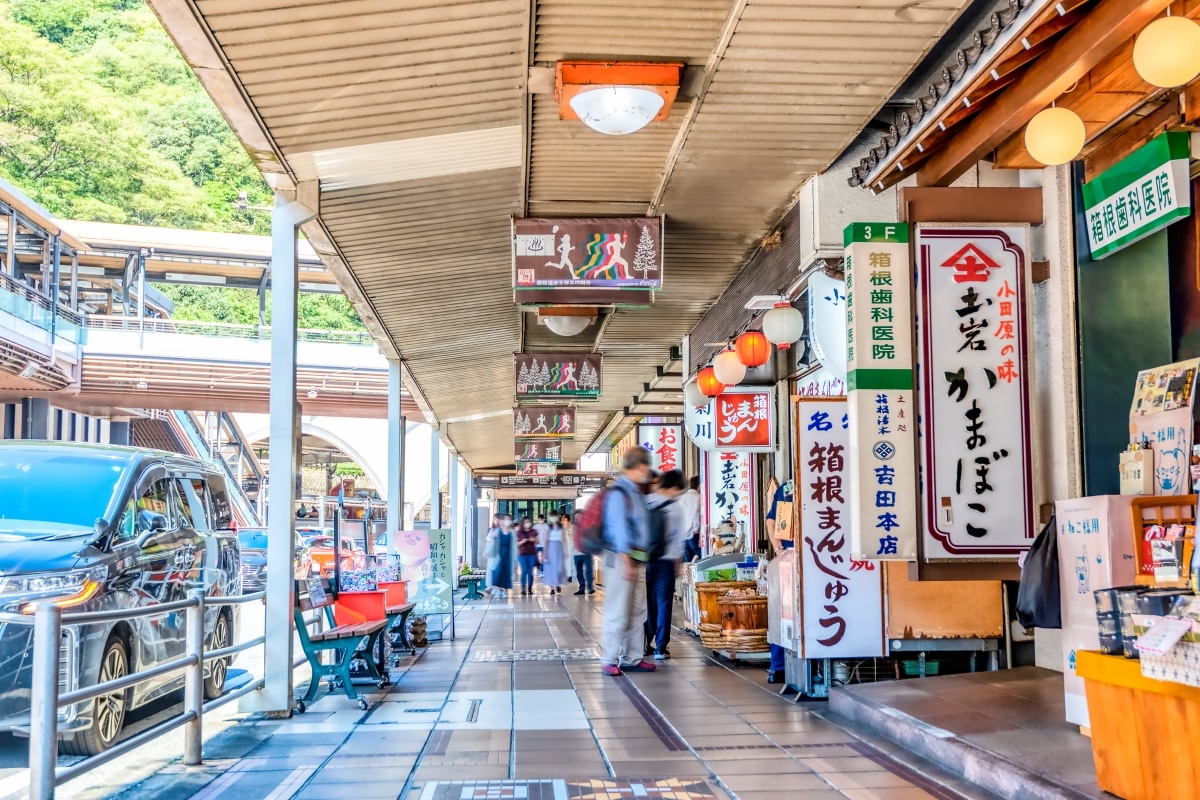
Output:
[1134, 16, 1200, 88]
[544, 315, 593, 337]
[735, 330, 771, 368]
[1024, 106, 1086, 166]
[762, 302, 805, 350]
[568, 86, 665, 135]
[683, 379, 710, 409]
[307, 387, 319, 399]
[697, 367, 725, 398]
[713, 349, 747, 386]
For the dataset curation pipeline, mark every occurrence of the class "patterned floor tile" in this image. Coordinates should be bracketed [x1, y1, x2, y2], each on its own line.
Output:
[472, 648, 599, 662]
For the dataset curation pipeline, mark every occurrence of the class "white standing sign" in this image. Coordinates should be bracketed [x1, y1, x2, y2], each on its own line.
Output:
[796, 398, 885, 658]
[705, 450, 755, 545]
[916, 226, 1034, 559]
[844, 223, 919, 560]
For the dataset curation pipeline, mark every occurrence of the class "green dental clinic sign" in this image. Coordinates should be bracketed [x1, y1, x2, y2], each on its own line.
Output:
[1082, 131, 1192, 260]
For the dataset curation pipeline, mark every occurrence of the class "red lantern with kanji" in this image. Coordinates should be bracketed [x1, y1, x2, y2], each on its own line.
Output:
[697, 366, 725, 397]
[735, 330, 770, 368]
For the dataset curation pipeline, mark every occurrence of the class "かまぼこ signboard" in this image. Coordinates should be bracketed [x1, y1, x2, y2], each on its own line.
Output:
[513, 217, 663, 290]
[915, 225, 1033, 559]
[515, 353, 602, 399]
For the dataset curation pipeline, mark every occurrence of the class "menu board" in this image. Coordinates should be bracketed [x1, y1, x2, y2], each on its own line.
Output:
[1131, 358, 1200, 416]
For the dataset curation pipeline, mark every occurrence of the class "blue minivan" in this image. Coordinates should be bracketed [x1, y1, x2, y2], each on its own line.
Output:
[0, 443, 241, 755]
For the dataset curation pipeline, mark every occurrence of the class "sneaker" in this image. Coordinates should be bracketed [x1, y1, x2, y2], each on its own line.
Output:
[587, 589, 596, 595]
[573, 589, 585, 596]
[601, 664, 622, 677]
[623, 661, 657, 672]
[653, 652, 666, 661]
[660, 648, 671, 659]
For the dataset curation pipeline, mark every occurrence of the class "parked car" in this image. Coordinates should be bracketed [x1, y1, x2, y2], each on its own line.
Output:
[303, 534, 366, 575]
[0, 443, 241, 756]
[237, 528, 313, 593]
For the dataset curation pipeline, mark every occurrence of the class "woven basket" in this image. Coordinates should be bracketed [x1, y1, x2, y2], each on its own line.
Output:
[696, 581, 757, 624]
[718, 595, 767, 634]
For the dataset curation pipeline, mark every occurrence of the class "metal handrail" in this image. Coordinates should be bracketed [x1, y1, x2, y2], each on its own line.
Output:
[27, 588, 281, 800]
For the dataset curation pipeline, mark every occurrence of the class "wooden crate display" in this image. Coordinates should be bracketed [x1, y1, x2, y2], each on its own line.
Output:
[1129, 494, 1197, 588]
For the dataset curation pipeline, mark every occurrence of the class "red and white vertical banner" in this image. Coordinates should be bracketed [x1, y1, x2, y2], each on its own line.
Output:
[844, 223, 918, 561]
[795, 398, 885, 658]
[638, 424, 682, 472]
[705, 450, 756, 546]
[915, 226, 1034, 559]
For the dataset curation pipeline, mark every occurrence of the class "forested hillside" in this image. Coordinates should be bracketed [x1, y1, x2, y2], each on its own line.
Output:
[0, 0, 364, 330]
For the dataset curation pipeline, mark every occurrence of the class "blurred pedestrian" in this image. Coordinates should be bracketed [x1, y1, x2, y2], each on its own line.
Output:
[600, 446, 657, 676]
[682, 476, 702, 563]
[534, 514, 550, 575]
[543, 511, 568, 594]
[569, 512, 595, 595]
[489, 515, 513, 598]
[645, 470, 687, 660]
[516, 517, 540, 596]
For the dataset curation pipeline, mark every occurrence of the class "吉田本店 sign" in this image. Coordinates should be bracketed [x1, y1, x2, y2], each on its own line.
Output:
[795, 398, 885, 658]
[513, 217, 663, 289]
[1082, 132, 1191, 261]
[514, 440, 564, 464]
[515, 353, 602, 398]
[916, 225, 1034, 559]
[844, 223, 918, 561]
[514, 406, 576, 439]
[638, 424, 682, 472]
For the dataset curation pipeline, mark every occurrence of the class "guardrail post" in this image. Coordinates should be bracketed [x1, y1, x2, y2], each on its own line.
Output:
[183, 591, 204, 766]
[30, 602, 62, 800]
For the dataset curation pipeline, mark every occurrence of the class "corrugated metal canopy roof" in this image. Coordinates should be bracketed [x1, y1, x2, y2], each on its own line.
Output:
[150, 0, 972, 469]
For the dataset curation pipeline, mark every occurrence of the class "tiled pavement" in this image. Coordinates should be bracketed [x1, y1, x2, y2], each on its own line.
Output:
[111, 588, 1000, 800]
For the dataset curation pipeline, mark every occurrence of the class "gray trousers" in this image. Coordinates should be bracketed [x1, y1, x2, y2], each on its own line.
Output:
[600, 550, 647, 667]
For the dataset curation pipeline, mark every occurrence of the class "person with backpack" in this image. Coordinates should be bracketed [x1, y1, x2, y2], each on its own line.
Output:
[644, 469, 688, 660]
[599, 446, 658, 676]
[569, 512, 594, 595]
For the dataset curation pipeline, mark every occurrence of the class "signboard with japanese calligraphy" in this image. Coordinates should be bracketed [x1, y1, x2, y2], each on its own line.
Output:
[685, 396, 715, 451]
[515, 353, 602, 398]
[1082, 132, 1191, 261]
[517, 462, 557, 477]
[808, 271, 848, 381]
[794, 398, 885, 658]
[844, 223, 919, 561]
[512, 217, 664, 289]
[514, 406, 576, 439]
[410, 528, 455, 616]
[705, 450, 755, 543]
[714, 387, 776, 452]
[638, 424, 682, 472]
[514, 440, 564, 464]
[916, 226, 1034, 559]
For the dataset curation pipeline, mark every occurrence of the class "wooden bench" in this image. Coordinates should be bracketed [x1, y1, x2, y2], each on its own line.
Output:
[460, 571, 487, 600]
[332, 589, 417, 671]
[294, 578, 387, 712]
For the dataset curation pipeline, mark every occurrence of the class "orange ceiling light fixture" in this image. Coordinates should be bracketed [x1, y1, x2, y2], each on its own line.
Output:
[556, 61, 684, 136]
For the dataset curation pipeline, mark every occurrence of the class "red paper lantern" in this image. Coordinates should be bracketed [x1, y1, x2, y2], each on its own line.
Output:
[697, 367, 725, 397]
[735, 330, 770, 368]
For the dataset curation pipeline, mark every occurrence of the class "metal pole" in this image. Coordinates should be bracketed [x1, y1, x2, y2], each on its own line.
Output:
[387, 360, 403, 537]
[183, 591, 204, 766]
[136, 249, 147, 349]
[5, 213, 15, 277]
[69, 253, 78, 312]
[49, 236, 60, 339]
[430, 439, 441, 529]
[332, 507, 342, 599]
[29, 602, 62, 800]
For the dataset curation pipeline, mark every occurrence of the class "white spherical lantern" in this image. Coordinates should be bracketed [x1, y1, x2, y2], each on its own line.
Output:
[713, 349, 747, 386]
[683, 379, 710, 409]
[1024, 106, 1085, 166]
[1134, 16, 1200, 88]
[762, 302, 804, 350]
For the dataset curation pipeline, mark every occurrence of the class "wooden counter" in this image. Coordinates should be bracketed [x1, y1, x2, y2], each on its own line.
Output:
[1077, 650, 1200, 799]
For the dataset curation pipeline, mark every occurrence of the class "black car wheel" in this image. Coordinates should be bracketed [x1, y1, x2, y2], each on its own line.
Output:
[61, 635, 128, 757]
[204, 612, 230, 699]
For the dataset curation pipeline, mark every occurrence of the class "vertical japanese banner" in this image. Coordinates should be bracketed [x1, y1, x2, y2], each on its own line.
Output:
[915, 226, 1033, 559]
[638, 424, 682, 472]
[844, 223, 918, 560]
[794, 398, 885, 658]
[706, 450, 756, 547]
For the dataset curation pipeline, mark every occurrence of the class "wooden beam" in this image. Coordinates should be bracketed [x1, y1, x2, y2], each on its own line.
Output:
[916, 0, 1172, 187]
[1083, 96, 1182, 180]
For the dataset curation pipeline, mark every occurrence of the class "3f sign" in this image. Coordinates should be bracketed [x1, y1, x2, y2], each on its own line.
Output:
[861, 225, 898, 241]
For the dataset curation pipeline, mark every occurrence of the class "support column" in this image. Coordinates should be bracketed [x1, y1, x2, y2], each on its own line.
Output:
[449, 453, 460, 556]
[5, 213, 15, 277]
[387, 359, 406, 546]
[430, 437, 442, 528]
[243, 185, 317, 715]
[70, 253, 78, 311]
[49, 237, 60, 339]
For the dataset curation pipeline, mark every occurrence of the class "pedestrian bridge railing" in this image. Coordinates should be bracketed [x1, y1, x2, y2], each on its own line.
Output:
[83, 314, 376, 346]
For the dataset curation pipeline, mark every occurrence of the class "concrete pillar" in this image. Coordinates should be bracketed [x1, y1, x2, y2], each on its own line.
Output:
[430, 437, 442, 528]
[449, 453, 460, 559]
[387, 359, 406, 545]
[109, 420, 130, 446]
[70, 253, 78, 311]
[242, 186, 317, 715]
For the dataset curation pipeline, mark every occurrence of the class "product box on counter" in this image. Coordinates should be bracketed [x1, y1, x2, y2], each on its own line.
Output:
[704, 567, 737, 582]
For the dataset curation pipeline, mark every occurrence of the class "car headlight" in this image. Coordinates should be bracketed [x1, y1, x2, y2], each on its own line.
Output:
[0, 567, 107, 613]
